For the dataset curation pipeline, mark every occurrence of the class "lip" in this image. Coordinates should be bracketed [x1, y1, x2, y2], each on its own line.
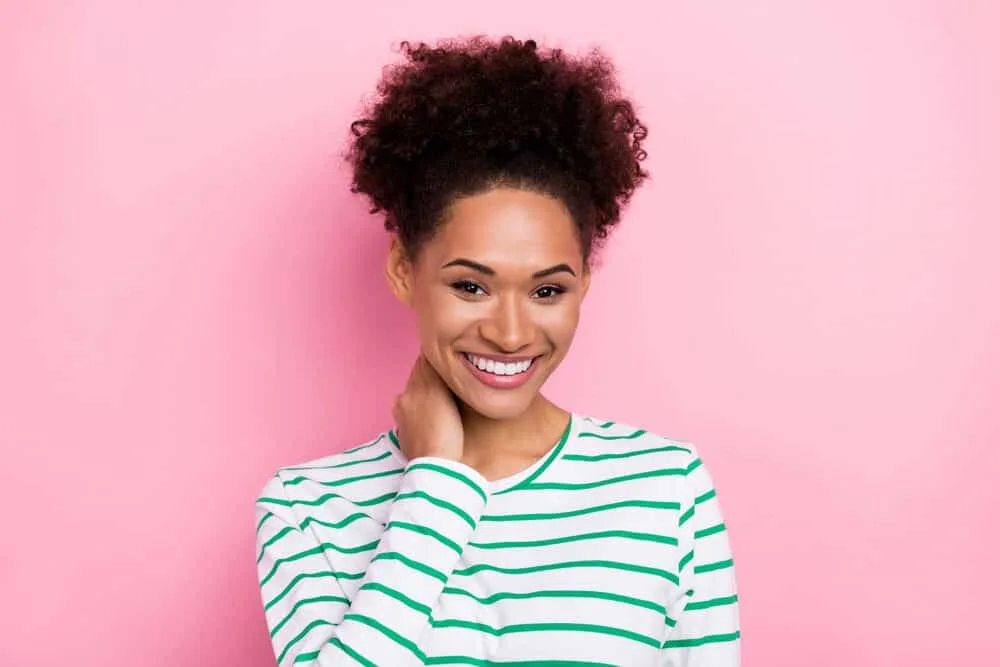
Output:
[461, 352, 541, 389]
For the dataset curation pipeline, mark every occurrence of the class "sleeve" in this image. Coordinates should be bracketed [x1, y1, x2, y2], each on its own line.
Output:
[660, 450, 741, 666]
[255, 457, 489, 666]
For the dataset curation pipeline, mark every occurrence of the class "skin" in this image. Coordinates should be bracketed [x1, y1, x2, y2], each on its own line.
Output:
[386, 187, 591, 480]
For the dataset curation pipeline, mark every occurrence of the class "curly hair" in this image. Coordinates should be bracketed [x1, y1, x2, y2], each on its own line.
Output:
[347, 36, 649, 263]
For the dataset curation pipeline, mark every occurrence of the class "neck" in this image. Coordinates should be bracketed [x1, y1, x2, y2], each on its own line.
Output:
[458, 395, 569, 466]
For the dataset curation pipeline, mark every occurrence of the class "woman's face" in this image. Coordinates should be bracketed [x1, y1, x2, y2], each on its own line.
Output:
[386, 187, 590, 421]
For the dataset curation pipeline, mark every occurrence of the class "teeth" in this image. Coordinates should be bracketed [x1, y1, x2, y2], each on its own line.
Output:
[465, 354, 534, 376]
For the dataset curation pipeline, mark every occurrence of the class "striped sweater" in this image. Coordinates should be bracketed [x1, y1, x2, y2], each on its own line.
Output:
[255, 414, 740, 666]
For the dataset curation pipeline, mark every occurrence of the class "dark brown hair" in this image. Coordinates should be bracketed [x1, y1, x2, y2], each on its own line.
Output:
[347, 36, 649, 262]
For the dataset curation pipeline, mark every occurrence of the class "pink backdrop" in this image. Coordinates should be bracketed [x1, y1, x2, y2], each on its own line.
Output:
[2, 2, 998, 665]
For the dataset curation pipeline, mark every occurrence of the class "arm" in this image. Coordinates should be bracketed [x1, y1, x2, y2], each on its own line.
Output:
[660, 452, 741, 666]
[255, 457, 488, 666]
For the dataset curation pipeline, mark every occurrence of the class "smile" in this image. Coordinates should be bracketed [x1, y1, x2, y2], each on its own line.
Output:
[464, 353, 534, 376]
[462, 352, 540, 389]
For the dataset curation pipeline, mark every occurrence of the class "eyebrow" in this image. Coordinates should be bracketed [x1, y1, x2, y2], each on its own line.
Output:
[442, 258, 577, 279]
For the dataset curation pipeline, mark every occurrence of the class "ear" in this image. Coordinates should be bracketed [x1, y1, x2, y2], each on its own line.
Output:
[580, 264, 592, 301]
[385, 236, 415, 306]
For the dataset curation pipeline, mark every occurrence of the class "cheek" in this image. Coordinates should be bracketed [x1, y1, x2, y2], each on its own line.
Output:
[538, 301, 581, 346]
[414, 288, 471, 343]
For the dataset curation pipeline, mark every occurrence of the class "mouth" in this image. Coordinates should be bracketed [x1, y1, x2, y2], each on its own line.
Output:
[461, 352, 541, 389]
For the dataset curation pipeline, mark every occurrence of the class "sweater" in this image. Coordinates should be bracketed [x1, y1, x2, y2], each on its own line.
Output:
[255, 414, 740, 666]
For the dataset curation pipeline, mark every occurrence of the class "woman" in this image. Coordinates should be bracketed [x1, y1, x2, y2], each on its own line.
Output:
[255, 36, 740, 666]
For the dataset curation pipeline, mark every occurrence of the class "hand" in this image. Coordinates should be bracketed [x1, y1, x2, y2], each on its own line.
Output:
[393, 356, 464, 461]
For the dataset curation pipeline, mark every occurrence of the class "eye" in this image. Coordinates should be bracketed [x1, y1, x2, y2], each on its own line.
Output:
[533, 284, 566, 300]
[450, 280, 487, 297]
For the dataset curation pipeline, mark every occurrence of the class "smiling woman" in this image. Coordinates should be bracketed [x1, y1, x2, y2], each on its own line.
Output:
[254, 36, 740, 666]
[387, 188, 586, 421]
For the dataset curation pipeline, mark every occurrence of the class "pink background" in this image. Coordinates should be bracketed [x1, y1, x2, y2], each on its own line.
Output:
[2, 1, 998, 665]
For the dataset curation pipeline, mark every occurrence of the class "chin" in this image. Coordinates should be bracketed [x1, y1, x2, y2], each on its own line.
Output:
[455, 387, 539, 421]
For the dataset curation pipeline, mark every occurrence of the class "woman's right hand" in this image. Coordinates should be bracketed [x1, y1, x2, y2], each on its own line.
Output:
[393, 355, 465, 462]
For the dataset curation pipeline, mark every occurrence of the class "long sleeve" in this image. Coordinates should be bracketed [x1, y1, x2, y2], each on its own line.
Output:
[255, 456, 489, 666]
[660, 450, 741, 666]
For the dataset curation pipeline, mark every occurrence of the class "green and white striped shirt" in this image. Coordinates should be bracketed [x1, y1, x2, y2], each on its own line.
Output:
[255, 414, 740, 666]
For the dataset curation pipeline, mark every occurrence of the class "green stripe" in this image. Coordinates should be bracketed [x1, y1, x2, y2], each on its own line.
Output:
[342, 613, 426, 661]
[407, 462, 488, 504]
[255, 515, 287, 539]
[256, 511, 274, 533]
[678, 550, 694, 572]
[685, 594, 739, 611]
[693, 558, 734, 574]
[259, 490, 395, 510]
[260, 541, 378, 587]
[285, 467, 403, 488]
[525, 467, 687, 491]
[283, 446, 390, 471]
[695, 523, 726, 539]
[341, 435, 386, 455]
[354, 491, 397, 506]
[469, 529, 677, 550]
[481, 499, 680, 523]
[301, 512, 369, 532]
[441, 586, 665, 614]
[665, 613, 677, 628]
[395, 491, 477, 529]
[263, 570, 362, 612]
[358, 581, 431, 615]
[577, 428, 646, 441]
[277, 618, 332, 664]
[298, 637, 376, 665]
[331, 637, 376, 666]
[270, 595, 347, 638]
[695, 489, 717, 504]
[387, 520, 462, 554]
[494, 415, 573, 495]
[598, 420, 615, 428]
[321, 540, 379, 555]
[388, 429, 400, 450]
[686, 458, 703, 474]
[563, 445, 691, 462]
[371, 551, 448, 583]
[430, 619, 660, 649]
[663, 630, 741, 648]
[426, 659, 617, 666]
[678, 506, 695, 526]
[257, 496, 293, 507]
[257, 525, 295, 564]
[452, 559, 679, 586]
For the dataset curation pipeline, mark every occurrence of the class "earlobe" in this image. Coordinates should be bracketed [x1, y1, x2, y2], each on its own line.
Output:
[384, 236, 414, 306]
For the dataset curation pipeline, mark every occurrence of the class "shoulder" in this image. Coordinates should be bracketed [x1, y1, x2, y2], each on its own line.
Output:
[273, 431, 400, 483]
[255, 431, 404, 515]
[568, 414, 717, 502]
[571, 414, 699, 469]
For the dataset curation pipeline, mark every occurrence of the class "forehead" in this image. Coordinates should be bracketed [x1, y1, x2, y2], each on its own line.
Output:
[427, 188, 582, 268]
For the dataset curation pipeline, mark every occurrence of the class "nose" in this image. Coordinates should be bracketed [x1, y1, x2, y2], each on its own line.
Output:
[479, 292, 533, 353]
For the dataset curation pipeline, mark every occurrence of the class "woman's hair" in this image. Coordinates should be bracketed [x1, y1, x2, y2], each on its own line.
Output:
[347, 36, 649, 263]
